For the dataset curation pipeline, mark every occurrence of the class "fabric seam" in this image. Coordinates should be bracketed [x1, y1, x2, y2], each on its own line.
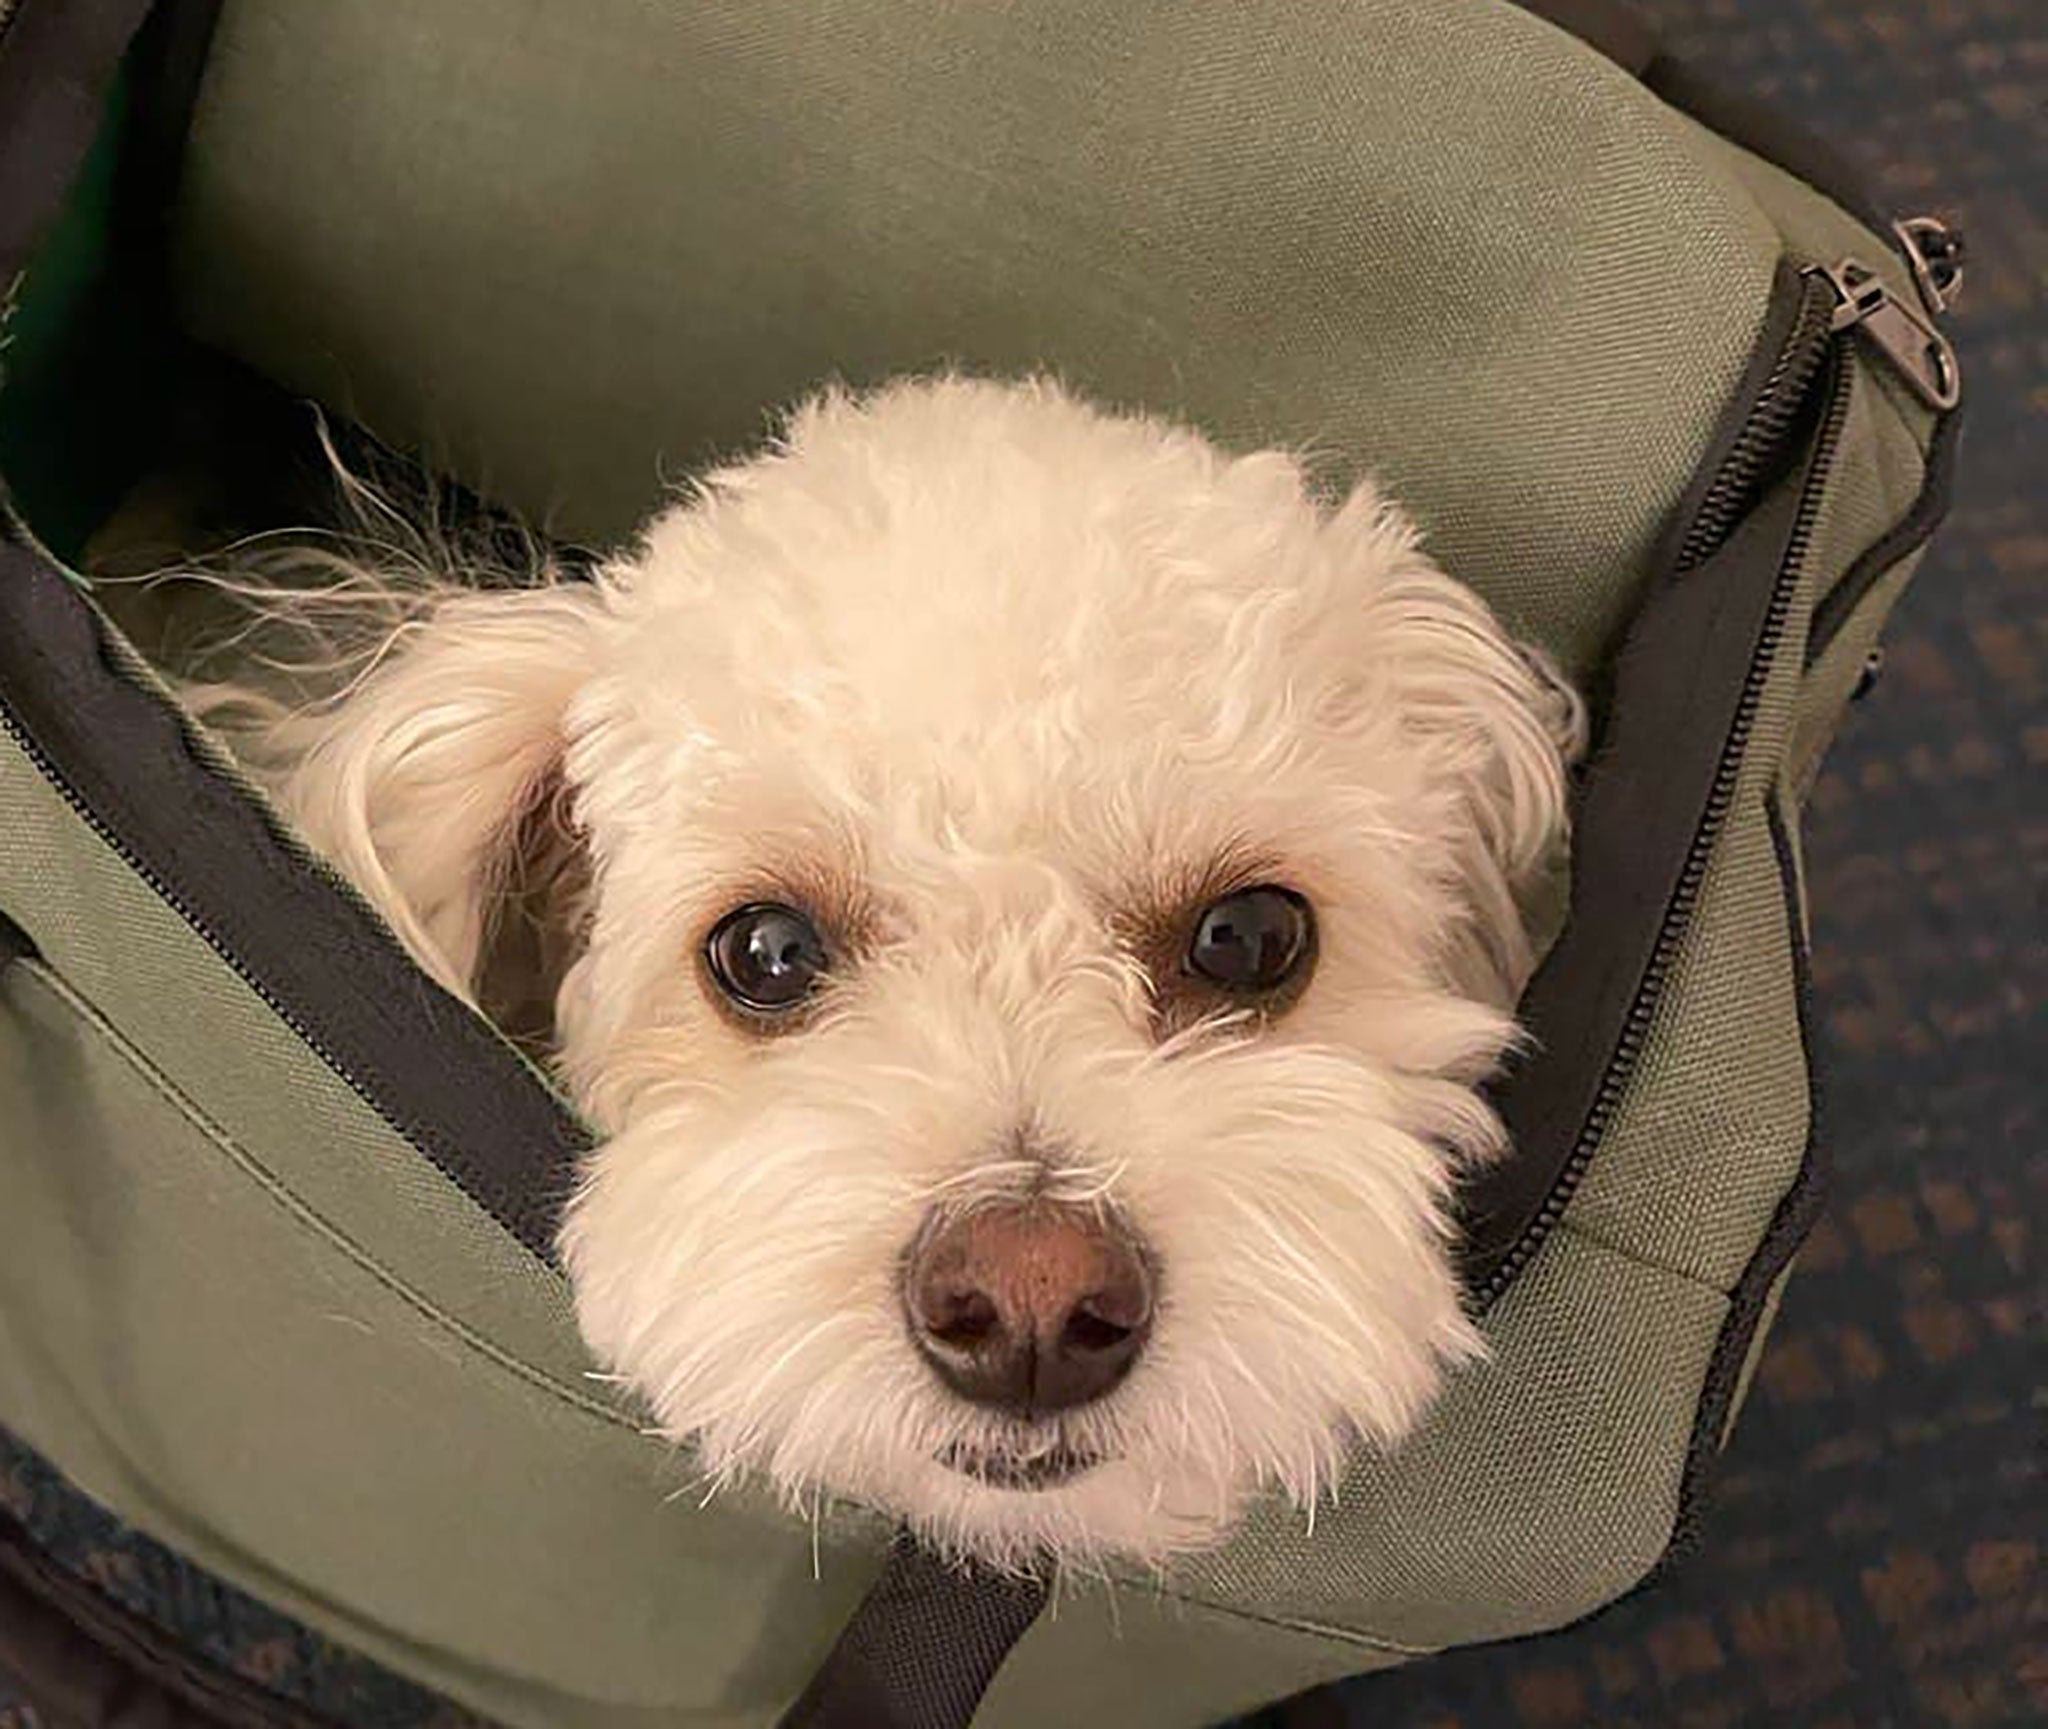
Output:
[1111, 1589, 1438, 1660]
[5, 955, 632, 1433]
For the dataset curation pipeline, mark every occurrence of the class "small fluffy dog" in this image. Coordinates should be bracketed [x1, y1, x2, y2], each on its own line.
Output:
[186, 377, 1581, 1572]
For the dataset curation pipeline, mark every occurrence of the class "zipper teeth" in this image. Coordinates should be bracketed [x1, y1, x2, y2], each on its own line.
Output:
[1675, 278, 1836, 575]
[0, 693, 541, 1244]
[1479, 350, 1855, 1310]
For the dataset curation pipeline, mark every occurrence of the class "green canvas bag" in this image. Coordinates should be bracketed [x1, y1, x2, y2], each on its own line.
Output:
[0, 1, 1962, 1725]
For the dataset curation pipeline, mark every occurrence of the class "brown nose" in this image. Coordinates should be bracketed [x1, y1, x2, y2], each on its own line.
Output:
[904, 1202, 1154, 1415]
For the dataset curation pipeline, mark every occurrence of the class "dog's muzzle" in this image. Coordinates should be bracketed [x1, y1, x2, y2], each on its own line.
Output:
[903, 1200, 1153, 1419]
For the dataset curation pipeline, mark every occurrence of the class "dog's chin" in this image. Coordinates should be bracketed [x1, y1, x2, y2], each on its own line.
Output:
[935, 1439, 1106, 1492]
[867, 1442, 1253, 1574]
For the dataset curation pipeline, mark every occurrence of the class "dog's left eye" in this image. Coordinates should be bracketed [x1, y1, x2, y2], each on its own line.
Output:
[705, 903, 829, 1012]
[1186, 886, 1314, 994]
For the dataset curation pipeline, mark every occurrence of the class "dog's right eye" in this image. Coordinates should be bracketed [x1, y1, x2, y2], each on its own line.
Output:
[1185, 885, 1314, 995]
[705, 903, 829, 1013]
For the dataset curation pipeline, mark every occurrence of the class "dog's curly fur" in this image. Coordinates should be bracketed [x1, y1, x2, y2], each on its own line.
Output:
[177, 376, 1582, 1572]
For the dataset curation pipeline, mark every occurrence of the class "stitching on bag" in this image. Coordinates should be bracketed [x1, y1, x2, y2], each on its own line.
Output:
[4, 957, 632, 1432]
[1548, 1207, 1779, 1301]
[1119, 1589, 1438, 1658]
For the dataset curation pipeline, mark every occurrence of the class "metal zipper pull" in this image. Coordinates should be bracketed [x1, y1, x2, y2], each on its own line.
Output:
[1809, 254, 1962, 412]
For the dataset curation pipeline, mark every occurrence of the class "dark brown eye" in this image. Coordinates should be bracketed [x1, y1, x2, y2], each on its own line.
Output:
[1186, 887, 1314, 993]
[705, 903, 828, 1012]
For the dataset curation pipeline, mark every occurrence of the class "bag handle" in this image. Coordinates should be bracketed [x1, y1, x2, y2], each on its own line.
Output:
[1512, 0, 1890, 231]
[777, 1536, 1048, 1729]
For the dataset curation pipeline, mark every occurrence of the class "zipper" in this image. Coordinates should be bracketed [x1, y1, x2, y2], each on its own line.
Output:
[1674, 221, 1964, 577]
[1474, 340, 1859, 1311]
[1674, 271, 1837, 575]
[1809, 255, 1962, 411]
[0, 684, 553, 1248]
[0, 693, 387, 1105]
[1477, 217, 1963, 1306]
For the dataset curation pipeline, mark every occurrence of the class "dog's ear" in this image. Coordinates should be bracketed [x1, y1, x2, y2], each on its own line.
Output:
[267, 583, 604, 1041]
[1324, 483, 1585, 1002]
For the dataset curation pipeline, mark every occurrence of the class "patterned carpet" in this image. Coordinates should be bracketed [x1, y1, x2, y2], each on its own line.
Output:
[1254, 1, 2044, 1725]
[2, 2, 2039, 1728]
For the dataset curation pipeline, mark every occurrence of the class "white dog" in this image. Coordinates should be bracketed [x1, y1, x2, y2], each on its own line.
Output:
[187, 377, 1582, 1572]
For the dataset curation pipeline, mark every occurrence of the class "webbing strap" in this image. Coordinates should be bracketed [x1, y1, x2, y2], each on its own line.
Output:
[777, 1536, 1048, 1729]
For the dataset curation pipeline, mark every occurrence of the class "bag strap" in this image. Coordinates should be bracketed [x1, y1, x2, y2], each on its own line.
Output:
[1513, 0, 1888, 231]
[776, 1536, 1048, 1729]
[1511, 0, 1657, 75]
[0, 0, 157, 280]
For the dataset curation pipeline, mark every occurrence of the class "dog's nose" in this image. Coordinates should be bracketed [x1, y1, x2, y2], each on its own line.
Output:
[905, 1203, 1153, 1415]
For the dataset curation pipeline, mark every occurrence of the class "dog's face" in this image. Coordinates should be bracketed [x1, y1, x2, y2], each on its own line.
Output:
[268, 379, 1577, 1570]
